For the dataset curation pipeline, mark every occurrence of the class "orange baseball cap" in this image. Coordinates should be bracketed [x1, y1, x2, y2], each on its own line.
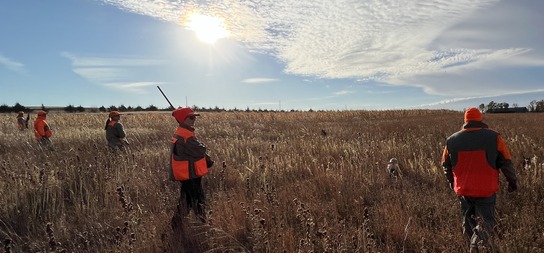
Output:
[109, 111, 122, 118]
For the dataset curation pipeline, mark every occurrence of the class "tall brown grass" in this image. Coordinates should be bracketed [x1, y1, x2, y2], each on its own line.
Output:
[0, 110, 543, 252]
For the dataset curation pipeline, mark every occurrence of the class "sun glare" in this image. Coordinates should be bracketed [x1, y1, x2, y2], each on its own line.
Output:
[186, 14, 228, 44]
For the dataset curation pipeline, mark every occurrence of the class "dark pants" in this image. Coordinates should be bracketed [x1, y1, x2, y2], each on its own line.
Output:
[179, 177, 206, 218]
[459, 194, 496, 248]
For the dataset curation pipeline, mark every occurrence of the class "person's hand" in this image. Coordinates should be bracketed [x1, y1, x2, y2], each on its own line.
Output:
[206, 155, 214, 168]
[508, 181, 518, 192]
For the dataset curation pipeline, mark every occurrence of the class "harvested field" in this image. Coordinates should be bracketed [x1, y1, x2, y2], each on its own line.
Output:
[1, 110, 543, 252]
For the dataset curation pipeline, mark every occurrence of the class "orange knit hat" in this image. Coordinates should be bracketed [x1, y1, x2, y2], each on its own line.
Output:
[464, 108, 482, 122]
[172, 107, 200, 122]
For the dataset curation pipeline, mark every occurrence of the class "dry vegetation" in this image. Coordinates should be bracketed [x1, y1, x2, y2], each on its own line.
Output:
[0, 110, 543, 253]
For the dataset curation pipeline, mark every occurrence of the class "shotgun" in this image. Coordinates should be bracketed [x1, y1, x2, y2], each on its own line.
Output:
[24, 113, 30, 129]
[157, 86, 175, 110]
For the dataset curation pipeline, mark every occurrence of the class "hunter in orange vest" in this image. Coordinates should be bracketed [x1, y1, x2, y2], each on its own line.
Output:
[170, 107, 214, 224]
[33, 110, 53, 146]
[16, 111, 27, 130]
[442, 108, 517, 250]
[105, 111, 129, 150]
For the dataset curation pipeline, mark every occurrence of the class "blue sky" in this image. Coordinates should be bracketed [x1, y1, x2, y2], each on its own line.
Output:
[1, 0, 543, 111]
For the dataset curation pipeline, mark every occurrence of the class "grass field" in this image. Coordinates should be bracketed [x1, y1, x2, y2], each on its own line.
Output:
[1, 110, 543, 252]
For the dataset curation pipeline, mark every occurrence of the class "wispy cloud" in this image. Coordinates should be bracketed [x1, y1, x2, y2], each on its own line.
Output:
[0, 53, 24, 72]
[61, 52, 164, 93]
[242, 78, 279, 84]
[99, 0, 544, 97]
[415, 88, 544, 109]
[335, 90, 354, 96]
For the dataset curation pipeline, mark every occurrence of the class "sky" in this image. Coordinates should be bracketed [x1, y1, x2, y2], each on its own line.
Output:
[1, 0, 543, 111]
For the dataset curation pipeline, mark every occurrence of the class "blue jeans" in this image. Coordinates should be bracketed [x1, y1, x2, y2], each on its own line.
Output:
[459, 194, 496, 247]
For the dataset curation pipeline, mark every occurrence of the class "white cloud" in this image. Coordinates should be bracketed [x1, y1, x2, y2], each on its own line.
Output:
[415, 88, 544, 109]
[335, 90, 354, 96]
[98, 0, 544, 97]
[0, 53, 24, 72]
[62, 52, 164, 93]
[242, 78, 279, 84]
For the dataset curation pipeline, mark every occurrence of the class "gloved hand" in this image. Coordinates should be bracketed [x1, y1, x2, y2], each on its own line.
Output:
[508, 181, 518, 192]
[206, 155, 214, 168]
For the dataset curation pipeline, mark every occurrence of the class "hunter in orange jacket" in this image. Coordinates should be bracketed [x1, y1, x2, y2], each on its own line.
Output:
[170, 107, 213, 224]
[33, 110, 53, 145]
[441, 108, 517, 250]
[105, 111, 128, 150]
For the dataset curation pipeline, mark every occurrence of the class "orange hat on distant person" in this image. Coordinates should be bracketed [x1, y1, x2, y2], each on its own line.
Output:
[464, 108, 482, 122]
[37, 110, 47, 116]
[109, 111, 122, 118]
[172, 107, 200, 122]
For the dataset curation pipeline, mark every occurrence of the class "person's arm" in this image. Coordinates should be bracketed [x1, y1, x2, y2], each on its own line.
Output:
[497, 135, 517, 191]
[441, 146, 454, 189]
[115, 122, 126, 139]
[44, 121, 52, 137]
[175, 136, 207, 159]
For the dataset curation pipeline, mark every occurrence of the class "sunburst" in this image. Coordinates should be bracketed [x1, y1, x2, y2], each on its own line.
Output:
[186, 13, 228, 44]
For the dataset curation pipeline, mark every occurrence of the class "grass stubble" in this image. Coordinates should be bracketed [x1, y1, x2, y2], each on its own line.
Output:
[0, 110, 543, 252]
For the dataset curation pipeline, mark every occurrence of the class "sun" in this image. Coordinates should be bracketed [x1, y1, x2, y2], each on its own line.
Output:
[186, 13, 229, 44]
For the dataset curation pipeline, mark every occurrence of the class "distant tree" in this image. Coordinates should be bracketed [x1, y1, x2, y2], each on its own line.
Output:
[146, 105, 158, 111]
[486, 101, 497, 111]
[0, 104, 9, 113]
[536, 100, 544, 112]
[64, 105, 76, 113]
[134, 106, 143, 111]
[528, 100, 536, 112]
[76, 105, 85, 112]
[12, 102, 26, 113]
[99, 106, 107, 112]
[127, 106, 133, 111]
[478, 104, 486, 112]
[512, 103, 518, 108]
[41, 104, 47, 111]
[118, 104, 127, 112]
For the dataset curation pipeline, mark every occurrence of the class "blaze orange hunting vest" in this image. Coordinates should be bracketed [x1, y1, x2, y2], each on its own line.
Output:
[170, 127, 208, 181]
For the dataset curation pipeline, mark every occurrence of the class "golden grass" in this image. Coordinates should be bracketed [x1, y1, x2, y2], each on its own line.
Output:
[0, 110, 543, 252]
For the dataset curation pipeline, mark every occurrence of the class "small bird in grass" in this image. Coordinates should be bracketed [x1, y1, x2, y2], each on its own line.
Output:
[387, 158, 400, 179]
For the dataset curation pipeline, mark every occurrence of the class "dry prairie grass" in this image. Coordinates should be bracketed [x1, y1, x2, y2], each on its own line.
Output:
[0, 110, 543, 252]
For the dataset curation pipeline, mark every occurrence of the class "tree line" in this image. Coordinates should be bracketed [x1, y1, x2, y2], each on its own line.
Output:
[2, 99, 544, 114]
[478, 99, 544, 113]
[0, 103, 302, 113]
